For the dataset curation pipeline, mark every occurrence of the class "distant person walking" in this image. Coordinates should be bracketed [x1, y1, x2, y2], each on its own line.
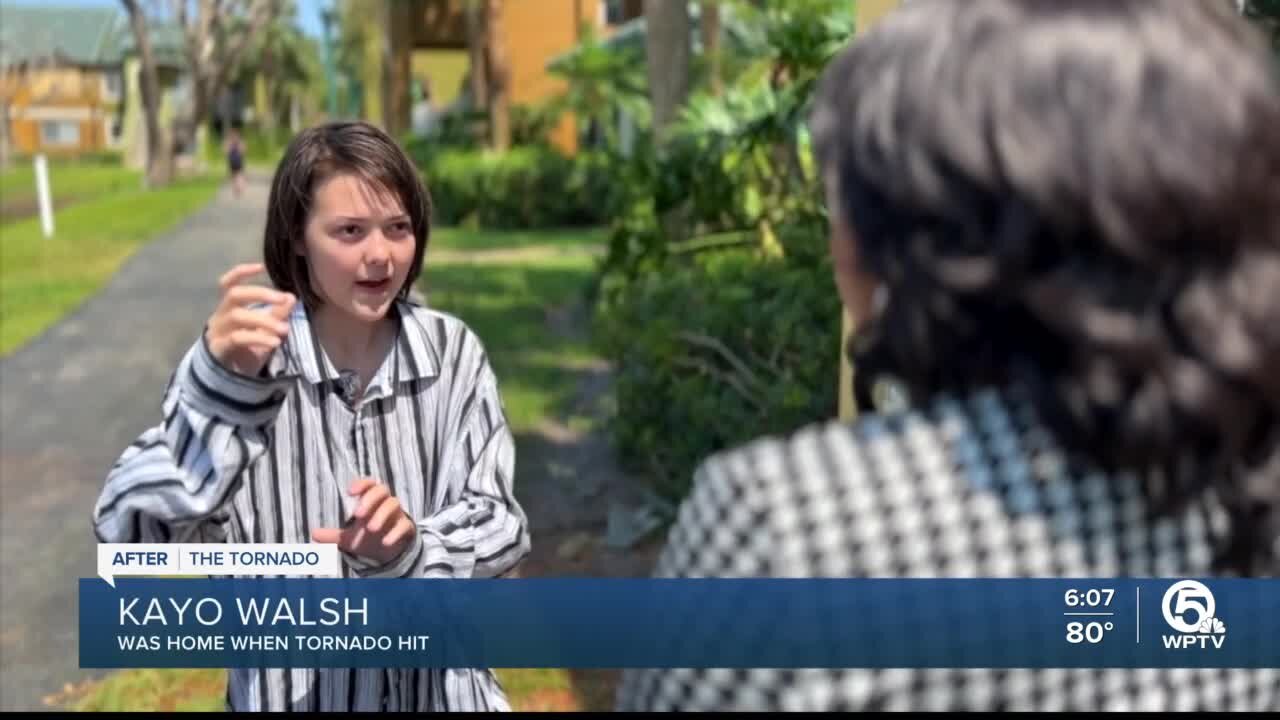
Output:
[411, 77, 437, 138]
[224, 128, 246, 197]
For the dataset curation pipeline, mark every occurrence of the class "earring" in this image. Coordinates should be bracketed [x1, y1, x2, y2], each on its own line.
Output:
[871, 284, 889, 317]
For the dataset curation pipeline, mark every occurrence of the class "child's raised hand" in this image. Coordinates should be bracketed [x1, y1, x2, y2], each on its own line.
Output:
[311, 478, 416, 565]
[205, 263, 296, 378]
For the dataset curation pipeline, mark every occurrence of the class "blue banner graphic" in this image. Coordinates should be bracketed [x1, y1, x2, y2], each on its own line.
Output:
[80, 578, 1280, 669]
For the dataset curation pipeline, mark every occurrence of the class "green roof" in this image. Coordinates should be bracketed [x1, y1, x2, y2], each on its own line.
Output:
[99, 15, 187, 68]
[0, 1, 184, 68]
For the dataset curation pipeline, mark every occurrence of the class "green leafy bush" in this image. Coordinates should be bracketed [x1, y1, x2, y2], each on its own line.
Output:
[417, 146, 615, 229]
[590, 0, 854, 503]
[545, 23, 651, 151]
[594, 246, 842, 504]
[598, 0, 851, 277]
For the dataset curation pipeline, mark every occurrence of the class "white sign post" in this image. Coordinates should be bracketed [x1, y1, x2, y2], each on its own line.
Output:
[34, 153, 54, 238]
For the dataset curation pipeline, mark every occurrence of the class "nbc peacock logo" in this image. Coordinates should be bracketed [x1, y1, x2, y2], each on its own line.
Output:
[1161, 580, 1226, 650]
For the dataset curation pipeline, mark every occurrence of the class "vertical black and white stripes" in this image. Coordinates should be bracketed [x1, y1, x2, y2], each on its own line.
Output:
[93, 299, 530, 711]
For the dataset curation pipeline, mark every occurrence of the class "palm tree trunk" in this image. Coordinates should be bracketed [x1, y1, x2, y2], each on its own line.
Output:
[260, 49, 277, 141]
[386, 0, 413, 137]
[644, 0, 691, 135]
[122, 0, 171, 186]
[465, 1, 488, 111]
[702, 1, 722, 97]
[484, 0, 510, 152]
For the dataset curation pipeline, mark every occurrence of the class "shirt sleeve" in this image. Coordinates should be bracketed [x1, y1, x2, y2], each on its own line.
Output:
[346, 333, 530, 579]
[92, 333, 292, 544]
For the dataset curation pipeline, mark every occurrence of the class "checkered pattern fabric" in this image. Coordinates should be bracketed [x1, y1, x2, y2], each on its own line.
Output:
[615, 385, 1280, 711]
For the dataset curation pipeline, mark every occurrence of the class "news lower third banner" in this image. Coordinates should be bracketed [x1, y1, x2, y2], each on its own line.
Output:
[81, 574, 1279, 669]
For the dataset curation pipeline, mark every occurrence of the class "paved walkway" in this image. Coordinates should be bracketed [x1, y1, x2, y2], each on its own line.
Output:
[0, 174, 266, 710]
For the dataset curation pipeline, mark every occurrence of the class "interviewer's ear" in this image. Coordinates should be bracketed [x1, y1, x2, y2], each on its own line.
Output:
[825, 171, 881, 328]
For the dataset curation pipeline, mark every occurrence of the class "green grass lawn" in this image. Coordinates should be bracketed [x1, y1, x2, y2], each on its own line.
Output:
[0, 175, 222, 356]
[0, 162, 141, 223]
[58, 227, 611, 713]
[422, 249, 602, 433]
[61, 669, 227, 712]
[58, 667, 609, 712]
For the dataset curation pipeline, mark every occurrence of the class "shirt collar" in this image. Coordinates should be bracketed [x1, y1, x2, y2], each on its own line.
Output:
[271, 299, 440, 388]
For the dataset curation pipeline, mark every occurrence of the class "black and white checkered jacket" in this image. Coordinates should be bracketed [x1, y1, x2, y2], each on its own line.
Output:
[616, 384, 1279, 711]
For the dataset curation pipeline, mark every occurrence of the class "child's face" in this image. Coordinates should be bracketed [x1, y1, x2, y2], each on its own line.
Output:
[299, 172, 416, 324]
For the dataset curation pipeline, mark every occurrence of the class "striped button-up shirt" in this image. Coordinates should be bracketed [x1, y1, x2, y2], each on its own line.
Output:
[92, 299, 531, 711]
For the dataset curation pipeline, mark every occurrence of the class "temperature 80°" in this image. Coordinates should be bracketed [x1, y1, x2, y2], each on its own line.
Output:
[1066, 620, 1114, 643]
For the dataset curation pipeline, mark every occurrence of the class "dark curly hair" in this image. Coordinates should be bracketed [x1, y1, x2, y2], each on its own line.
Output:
[810, 0, 1280, 576]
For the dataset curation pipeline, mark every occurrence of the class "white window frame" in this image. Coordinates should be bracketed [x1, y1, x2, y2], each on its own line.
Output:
[40, 119, 80, 147]
[602, 0, 626, 26]
[101, 71, 122, 102]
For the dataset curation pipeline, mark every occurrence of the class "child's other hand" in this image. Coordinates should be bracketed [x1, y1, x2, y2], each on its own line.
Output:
[311, 478, 416, 565]
[205, 263, 295, 377]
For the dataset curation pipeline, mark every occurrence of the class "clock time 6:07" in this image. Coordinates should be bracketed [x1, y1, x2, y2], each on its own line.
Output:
[1065, 589, 1114, 607]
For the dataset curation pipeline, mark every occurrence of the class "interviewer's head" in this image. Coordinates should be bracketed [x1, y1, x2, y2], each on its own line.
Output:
[810, 0, 1280, 575]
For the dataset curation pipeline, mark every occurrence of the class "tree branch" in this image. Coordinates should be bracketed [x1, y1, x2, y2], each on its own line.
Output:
[199, 0, 219, 69]
[175, 0, 197, 91]
[175, 0, 191, 47]
[671, 356, 767, 411]
[677, 330, 768, 392]
[745, 345, 784, 380]
[174, 0, 208, 124]
[768, 340, 784, 374]
[178, 0, 277, 129]
[667, 229, 758, 256]
[209, 0, 277, 106]
[122, 0, 169, 184]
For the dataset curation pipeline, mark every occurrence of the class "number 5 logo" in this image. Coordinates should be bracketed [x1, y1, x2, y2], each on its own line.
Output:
[1162, 580, 1216, 634]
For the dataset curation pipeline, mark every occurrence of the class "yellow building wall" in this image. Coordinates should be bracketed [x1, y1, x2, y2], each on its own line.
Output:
[499, 0, 600, 153]
[9, 117, 106, 156]
[411, 49, 468, 108]
[397, 0, 608, 153]
[23, 68, 105, 103]
[3, 66, 115, 155]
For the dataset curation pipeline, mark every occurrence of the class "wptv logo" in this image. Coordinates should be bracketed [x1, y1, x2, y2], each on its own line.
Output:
[1160, 580, 1227, 650]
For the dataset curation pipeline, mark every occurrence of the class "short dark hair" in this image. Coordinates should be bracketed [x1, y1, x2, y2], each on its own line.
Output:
[263, 121, 431, 310]
[811, 0, 1280, 575]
